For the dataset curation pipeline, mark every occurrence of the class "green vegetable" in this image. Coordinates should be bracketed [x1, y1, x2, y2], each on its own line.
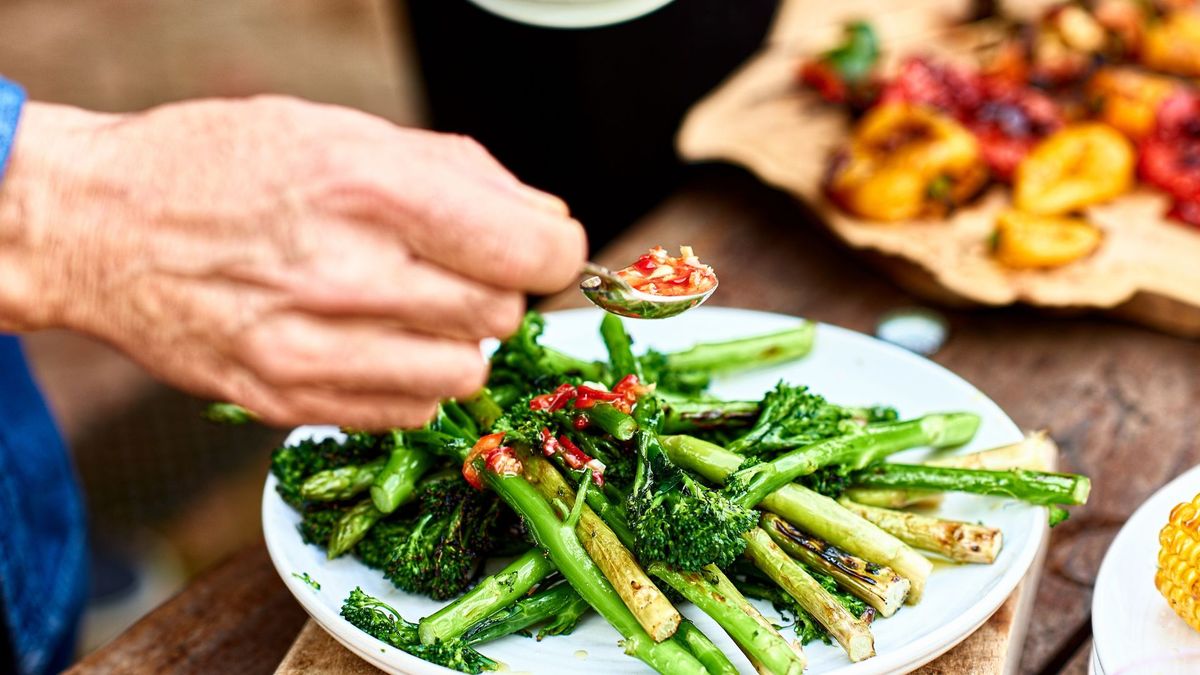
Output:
[203, 402, 257, 425]
[419, 548, 556, 644]
[478, 457, 707, 674]
[727, 383, 864, 456]
[627, 399, 757, 571]
[341, 587, 496, 674]
[385, 472, 504, 600]
[301, 458, 385, 502]
[460, 581, 590, 645]
[721, 413, 981, 508]
[370, 432, 436, 514]
[850, 464, 1091, 508]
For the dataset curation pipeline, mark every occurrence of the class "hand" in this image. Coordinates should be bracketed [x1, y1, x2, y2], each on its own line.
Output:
[0, 97, 586, 428]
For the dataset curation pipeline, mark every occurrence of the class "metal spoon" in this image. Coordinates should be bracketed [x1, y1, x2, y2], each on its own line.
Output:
[579, 261, 717, 320]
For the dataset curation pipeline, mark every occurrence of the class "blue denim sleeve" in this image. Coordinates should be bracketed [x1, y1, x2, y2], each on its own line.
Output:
[0, 76, 90, 675]
[0, 336, 88, 675]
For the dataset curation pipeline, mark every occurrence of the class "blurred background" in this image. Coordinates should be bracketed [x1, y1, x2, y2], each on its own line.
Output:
[2, 0, 423, 653]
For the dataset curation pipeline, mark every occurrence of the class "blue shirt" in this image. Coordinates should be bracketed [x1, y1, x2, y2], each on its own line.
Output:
[0, 336, 88, 674]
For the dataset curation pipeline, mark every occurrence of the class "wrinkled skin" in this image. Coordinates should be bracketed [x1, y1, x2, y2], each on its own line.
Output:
[0, 98, 587, 428]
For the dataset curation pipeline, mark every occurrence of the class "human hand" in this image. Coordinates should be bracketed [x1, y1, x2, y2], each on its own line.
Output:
[0, 97, 586, 428]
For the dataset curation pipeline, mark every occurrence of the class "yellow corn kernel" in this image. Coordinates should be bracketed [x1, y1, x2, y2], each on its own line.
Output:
[992, 210, 1103, 269]
[1156, 492, 1200, 633]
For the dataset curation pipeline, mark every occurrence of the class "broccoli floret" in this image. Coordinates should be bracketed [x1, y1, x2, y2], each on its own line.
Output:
[488, 312, 606, 392]
[341, 587, 496, 674]
[385, 472, 504, 600]
[627, 399, 757, 571]
[354, 517, 416, 570]
[727, 383, 862, 456]
[272, 435, 384, 507]
[297, 502, 350, 547]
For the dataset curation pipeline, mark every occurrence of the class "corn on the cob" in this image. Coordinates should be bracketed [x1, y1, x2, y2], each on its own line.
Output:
[1156, 492, 1200, 633]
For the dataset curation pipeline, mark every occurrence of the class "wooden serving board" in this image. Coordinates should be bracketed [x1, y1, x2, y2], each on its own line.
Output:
[677, 0, 1200, 337]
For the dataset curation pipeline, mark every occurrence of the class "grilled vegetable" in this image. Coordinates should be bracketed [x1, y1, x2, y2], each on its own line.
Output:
[1156, 491, 1200, 633]
[1141, 10, 1200, 77]
[826, 103, 988, 221]
[1088, 67, 1178, 140]
[992, 210, 1103, 269]
[1014, 123, 1134, 215]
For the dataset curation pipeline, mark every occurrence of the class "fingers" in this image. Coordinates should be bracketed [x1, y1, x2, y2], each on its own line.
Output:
[349, 131, 588, 295]
[402, 179, 588, 294]
[280, 254, 526, 341]
[234, 313, 489, 400]
[251, 387, 441, 430]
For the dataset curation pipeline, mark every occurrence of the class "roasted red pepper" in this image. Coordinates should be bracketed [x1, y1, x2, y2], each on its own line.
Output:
[880, 57, 1064, 180]
[538, 428, 605, 486]
[462, 432, 514, 490]
[1139, 91, 1200, 227]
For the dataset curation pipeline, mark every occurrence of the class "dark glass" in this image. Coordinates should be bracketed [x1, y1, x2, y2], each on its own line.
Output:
[401, 0, 780, 249]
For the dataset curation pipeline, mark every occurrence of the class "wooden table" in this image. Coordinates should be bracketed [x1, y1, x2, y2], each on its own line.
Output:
[68, 167, 1200, 674]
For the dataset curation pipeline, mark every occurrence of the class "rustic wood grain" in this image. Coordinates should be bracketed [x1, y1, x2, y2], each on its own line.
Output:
[276, 622, 383, 675]
[67, 545, 308, 675]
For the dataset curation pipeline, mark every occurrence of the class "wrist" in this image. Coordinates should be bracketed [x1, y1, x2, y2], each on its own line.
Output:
[0, 102, 118, 331]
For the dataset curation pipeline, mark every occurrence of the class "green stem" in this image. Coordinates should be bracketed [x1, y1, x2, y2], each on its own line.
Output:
[724, 413, 981, 507]
[839, 498, 1003, 564]
[742, 528, 875, 663]
[301, 458, 385, 502]
[600, 313, 642, 381]
[459, 581, 587, 645]
[661, 435, 933, 602]
[371, 436, 436, 514]
[661, 398, 761, 434]
[850, 464, 1090, 506]
[327, 499, 382, 559]
[760, 512, 909, 617]
[585, 403, 638, 441]
[664, 323, 816, 374]
[649, 563, 806, 675]
[672, 619, 739, 675]
[418, 548, 556, 644]
[480, 467, 706, 674]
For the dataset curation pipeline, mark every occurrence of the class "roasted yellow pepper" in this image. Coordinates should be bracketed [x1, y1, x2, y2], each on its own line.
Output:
[993, 210, 1103, 269]
[1014, 123, 1133, 215]
[1142, 10, 1200, 77]
[1157, 491, 1200, 633]
[826, 103, 988, 221]
[1088, 67, 1178, 140]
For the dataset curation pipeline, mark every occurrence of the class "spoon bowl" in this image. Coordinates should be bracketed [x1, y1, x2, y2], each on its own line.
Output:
[579, 262, 717, 320]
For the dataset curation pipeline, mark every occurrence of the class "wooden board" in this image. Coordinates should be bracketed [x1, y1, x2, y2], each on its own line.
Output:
[677, 0, 1200, 337]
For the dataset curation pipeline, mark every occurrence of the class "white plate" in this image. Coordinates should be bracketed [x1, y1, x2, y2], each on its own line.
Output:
[263, 307, 1047, 675]
[1093, 464, 1200, 675]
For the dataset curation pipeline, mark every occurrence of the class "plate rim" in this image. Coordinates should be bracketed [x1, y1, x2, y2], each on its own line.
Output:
[263, 306, 1047, 675]
[1092, 462, 1200, 672]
